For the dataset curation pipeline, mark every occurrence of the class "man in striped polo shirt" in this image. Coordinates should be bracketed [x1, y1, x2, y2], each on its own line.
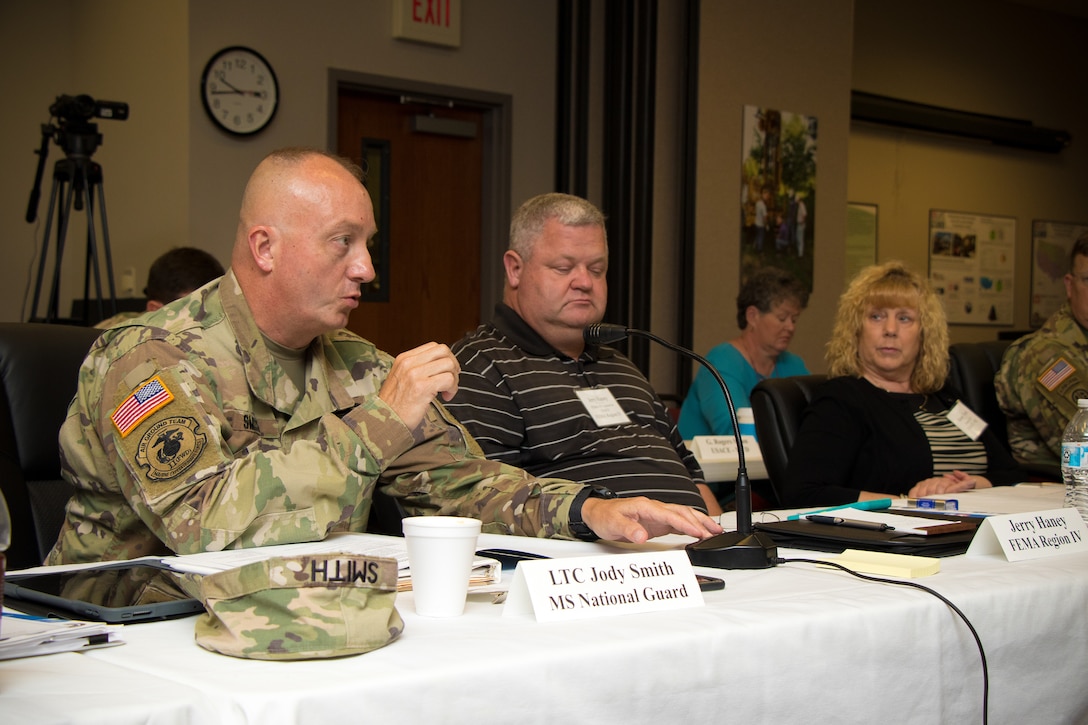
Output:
[447, 193, 721, 516]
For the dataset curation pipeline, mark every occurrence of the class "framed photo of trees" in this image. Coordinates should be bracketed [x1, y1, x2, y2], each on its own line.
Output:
[739, 105, 817, 291]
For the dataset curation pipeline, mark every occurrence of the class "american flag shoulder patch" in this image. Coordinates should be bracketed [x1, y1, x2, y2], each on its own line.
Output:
[1037, 357, 1075, 392]
[111, 376, 175, 437]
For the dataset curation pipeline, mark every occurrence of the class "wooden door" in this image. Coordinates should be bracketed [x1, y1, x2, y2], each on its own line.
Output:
[337, 89, 484, 355]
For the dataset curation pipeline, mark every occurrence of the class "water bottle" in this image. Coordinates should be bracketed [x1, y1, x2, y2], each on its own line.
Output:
[1061, 398, 1088, 523]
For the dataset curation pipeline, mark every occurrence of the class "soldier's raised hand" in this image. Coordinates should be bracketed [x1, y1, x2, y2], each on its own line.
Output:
[378, 342, 460, 429]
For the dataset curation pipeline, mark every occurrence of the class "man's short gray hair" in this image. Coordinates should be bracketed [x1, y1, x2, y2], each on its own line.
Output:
[509, 193, 606, 258]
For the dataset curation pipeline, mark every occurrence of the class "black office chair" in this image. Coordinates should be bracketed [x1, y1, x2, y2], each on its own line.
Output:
[0, 322, 103, 570]
[749, 375, 828, 505]
[366, 488, 408, 536]
[948, 340, 1059, 481]
[947, 340, 1012, 450]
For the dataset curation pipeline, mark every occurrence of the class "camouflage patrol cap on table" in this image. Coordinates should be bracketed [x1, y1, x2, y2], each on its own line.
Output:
[189, 553, 404, 660]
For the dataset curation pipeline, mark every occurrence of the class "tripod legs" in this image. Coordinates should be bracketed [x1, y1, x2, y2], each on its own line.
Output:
[79, 175, 117, 324]
[30, 158, 117, 324]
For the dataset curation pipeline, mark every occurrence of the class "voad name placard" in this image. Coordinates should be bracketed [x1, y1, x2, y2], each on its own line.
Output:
[692, 435, 759, 461]
[502, 550, 704, 621]
[967, 508, 1088, 561]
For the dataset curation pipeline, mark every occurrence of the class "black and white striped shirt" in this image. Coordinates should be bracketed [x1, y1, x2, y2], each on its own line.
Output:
[913, 402, 988, 475]
[447, 305, 706, 510]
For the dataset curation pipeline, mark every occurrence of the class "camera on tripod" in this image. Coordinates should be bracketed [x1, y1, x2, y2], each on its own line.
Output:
[49, 94, 129, 125]
[40, 94, 129, 163]
[25, 93, 131, 323]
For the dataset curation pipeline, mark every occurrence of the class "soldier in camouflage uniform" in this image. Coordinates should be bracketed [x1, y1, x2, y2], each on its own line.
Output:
[48, 148, 720, 567]
[996, 235, 1088, 471]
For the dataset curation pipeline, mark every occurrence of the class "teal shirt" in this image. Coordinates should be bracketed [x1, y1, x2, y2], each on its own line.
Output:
[678, 342, 808, 437]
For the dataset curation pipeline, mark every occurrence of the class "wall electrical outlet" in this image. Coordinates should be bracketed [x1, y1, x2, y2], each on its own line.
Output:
[121, 267, 136, 298]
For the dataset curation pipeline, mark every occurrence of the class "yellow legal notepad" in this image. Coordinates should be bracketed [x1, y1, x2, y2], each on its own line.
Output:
[833, 549, 940, 578]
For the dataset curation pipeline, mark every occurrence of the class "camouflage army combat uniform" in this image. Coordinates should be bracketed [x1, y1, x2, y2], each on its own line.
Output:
[996, 303, 1088, 469]
[48, 271, 585, 565]
[94, 309, 143, 330]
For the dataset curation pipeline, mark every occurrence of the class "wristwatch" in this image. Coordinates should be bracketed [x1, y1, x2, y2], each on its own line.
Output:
[568, 485, 618, 541]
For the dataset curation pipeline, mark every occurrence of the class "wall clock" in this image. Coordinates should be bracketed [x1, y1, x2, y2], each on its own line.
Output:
[201, 46, 279, 135]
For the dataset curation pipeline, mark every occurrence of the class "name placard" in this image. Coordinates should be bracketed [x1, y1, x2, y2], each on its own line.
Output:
[966, 508, 1088, 561]
[692, 435, 759, 461]
[502, 550, 704, 621]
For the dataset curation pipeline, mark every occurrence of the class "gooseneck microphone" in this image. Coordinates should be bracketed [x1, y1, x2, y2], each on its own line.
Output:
[584, 323, 777, 569]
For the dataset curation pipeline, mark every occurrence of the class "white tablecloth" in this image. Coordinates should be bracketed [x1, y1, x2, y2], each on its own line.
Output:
[0, 650, 222, 724]
[4, 485, 1086, 725]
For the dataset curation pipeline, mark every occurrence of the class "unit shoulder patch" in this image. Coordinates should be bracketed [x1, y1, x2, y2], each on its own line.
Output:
[134, 416, 208, 481]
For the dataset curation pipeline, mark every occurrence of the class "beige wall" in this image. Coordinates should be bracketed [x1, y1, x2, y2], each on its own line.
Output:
[692, 0, 1088, 379]
[693, 0, 856, 376]
[3, 0, 1086, 394]
[0, 0, 70, 321]
[186, 0, 559, 281]
[849, 0, 1088, 344]
[0, 0, 559, 325]
[1, 0, 189, 320]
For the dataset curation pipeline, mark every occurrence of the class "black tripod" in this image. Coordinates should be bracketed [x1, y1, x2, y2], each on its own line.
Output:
[26, 113, 118, 324]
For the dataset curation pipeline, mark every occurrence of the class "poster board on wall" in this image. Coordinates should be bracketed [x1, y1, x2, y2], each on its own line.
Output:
[927, 209, 1015, 325]
[739, 105, 816, 292]
[1030, 220, 1088, 327]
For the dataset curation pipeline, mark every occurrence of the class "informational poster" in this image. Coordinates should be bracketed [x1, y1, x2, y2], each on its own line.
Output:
[1030, 220, 1088, 327]
[846, 202, 878, 284]
[927, 210, 1016, 325]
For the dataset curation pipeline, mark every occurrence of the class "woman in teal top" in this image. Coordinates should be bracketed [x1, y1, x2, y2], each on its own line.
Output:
[680, 267, 810, 437]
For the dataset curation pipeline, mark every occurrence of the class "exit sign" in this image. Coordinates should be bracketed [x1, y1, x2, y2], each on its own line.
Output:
[393, 0, 462, 48]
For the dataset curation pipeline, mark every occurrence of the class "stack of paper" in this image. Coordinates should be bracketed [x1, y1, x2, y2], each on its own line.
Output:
[0, 611, 123, 660]
[157, 532, 501, 591]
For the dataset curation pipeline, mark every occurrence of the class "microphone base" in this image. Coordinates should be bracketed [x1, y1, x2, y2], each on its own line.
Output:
[685, 530, 779, 570]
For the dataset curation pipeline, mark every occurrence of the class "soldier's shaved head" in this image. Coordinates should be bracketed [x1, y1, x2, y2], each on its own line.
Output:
[233, 149, 364, 272]
[233, 147, 376, 348]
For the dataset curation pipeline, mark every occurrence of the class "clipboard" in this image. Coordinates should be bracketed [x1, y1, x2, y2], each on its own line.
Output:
[754, 512, 982, 557]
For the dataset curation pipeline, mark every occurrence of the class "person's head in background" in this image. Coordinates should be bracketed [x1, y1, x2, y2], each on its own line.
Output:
[734, 266, 808, 363]
[144, 246, 225, 310]
[503, 193, 607, 358]
[1063, 233, 1088, 329]
[826, 260, 948, 395]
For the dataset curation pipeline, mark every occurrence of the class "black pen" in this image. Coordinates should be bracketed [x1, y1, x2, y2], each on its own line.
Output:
[805, 514, 894, 531]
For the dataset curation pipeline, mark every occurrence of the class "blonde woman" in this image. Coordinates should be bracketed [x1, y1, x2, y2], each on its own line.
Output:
[780, 261, 1024, 507]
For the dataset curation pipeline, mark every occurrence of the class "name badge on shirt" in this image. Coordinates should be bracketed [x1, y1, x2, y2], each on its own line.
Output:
[947, 400, 988, 441]
[575, 388, 632, 427]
